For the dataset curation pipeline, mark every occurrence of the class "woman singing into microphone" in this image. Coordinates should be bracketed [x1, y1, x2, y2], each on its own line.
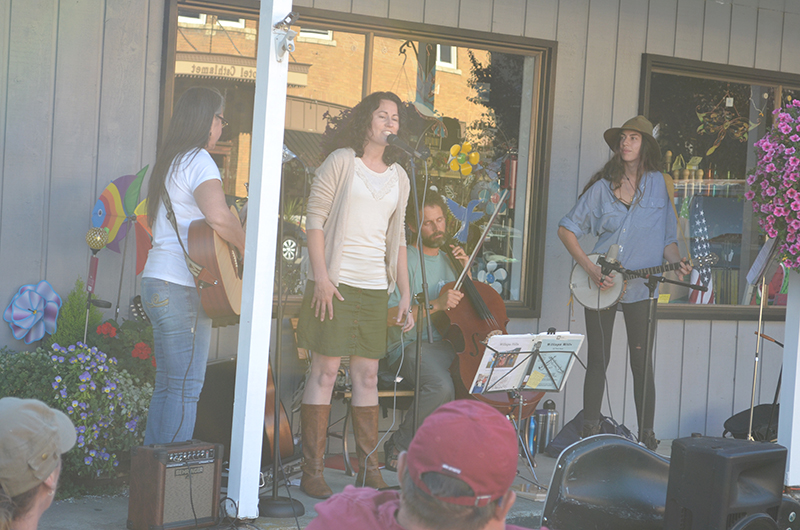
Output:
[557, 116, 691, 450]
[295, 91, 413, 497]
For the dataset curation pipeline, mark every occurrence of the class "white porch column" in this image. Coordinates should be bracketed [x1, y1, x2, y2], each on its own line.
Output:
[779, 271, 800, 485]
[228, 0, 293, 518]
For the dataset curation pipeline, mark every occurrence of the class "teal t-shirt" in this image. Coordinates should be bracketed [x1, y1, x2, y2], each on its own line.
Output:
[386, 245, 457, 366]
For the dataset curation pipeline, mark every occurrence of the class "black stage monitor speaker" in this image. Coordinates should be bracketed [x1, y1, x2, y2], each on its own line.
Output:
[127, 440, 223, 530]
[664, 436, 787, 530]
[194, 359, 273, 465]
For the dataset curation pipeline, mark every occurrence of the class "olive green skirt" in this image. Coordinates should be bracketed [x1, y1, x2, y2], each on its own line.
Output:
[296, 281, 389, 359]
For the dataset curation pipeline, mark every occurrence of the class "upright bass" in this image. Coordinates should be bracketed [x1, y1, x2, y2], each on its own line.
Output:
[433, 191, 544, 418]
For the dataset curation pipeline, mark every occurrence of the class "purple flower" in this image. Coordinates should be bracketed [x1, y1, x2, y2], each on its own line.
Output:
[787, 147, 796, 155]
[85, 456, 93, 465]
[766, 186, 777, 196]
[766, 163, 777, 172]
[745, 190, 756, 200]
[791, 134, 800, 143]
[59, 388, 67, 399]
[780, 123, 792, 134]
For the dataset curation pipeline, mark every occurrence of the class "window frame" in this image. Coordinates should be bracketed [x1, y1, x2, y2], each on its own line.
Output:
[638, 53, 800, 321]
[162, 2, 558, 318]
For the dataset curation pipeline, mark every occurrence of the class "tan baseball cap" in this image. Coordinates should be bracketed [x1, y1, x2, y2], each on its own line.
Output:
[0, 397, 76, 497]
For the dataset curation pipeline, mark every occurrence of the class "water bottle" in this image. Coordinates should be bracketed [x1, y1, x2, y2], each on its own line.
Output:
[534, 399, 559, 453]
[525, 417, 537, 455]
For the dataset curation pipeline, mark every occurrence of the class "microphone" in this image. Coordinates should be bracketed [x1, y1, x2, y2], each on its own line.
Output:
[385, 133, 428, 159]
[598, 244, 620, 277]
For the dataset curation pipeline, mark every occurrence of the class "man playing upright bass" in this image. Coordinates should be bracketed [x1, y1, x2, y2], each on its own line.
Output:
[382, 191, 470, 472]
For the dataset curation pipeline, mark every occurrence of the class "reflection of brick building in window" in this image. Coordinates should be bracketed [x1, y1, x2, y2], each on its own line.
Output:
[288, 32, 491, 137]
[174, 16, 493, 197]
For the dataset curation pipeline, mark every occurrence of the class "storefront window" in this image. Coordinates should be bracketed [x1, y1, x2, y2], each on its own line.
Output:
[641, 54, 800, 316]
[165, 3, 556, 315]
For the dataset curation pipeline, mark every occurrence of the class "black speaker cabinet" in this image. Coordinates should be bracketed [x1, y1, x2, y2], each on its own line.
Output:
[664, 436, 787, 530]
[194, 359, 273, 466]
[127, 440, 223, 530]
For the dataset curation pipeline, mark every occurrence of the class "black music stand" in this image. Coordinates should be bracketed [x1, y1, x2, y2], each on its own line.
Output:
[475, 333, 585, 488]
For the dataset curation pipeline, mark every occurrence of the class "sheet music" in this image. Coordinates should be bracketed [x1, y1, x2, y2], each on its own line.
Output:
[469, 332, 584, 395]
[525, 334, 584, 392]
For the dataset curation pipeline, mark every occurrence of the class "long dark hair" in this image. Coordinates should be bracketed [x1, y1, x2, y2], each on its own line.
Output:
[580, 136, 661, 198]
[146, 87, 224, 224]
[321, 91, 405, 165]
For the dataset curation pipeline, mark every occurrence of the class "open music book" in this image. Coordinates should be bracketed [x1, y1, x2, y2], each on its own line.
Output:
[469, 332, 584, 395]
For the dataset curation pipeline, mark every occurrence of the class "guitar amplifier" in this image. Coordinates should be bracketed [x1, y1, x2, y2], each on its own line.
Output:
[127, 440, 223, 530]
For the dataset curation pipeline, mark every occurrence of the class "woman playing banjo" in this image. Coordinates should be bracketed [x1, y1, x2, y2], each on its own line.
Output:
[557, 115, 691, 450]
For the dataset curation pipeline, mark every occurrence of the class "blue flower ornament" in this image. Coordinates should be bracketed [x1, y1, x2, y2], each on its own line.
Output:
[3, 281, 62, 344]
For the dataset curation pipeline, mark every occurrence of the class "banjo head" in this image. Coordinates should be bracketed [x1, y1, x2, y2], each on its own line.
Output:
[570, 253, 625, 310]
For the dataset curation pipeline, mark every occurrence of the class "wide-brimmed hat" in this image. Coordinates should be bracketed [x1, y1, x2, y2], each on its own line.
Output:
[0, 397, 76, 497]
[405, 400, 518, 507]
[603, 115, 660, 158]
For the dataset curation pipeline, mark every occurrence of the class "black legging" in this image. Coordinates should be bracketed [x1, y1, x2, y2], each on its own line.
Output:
[583, 299, 656, 431]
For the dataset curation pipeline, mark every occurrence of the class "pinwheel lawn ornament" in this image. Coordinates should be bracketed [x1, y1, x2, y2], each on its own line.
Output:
[91, 166, 148, 253]
[477, 180, 508, 216]
[133, 199, 152, 276]
[445, 197, 485, 244]
[448, 142, 480, 176]
[91, 166, 148, 318]
[477, 260, 508, 295]
[3, 281, 62, 344]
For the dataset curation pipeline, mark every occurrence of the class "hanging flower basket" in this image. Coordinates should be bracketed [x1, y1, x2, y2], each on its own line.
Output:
[746, 101, 800, 270]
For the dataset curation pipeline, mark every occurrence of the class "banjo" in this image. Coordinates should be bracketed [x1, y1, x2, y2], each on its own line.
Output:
[570, 253, 719, 310]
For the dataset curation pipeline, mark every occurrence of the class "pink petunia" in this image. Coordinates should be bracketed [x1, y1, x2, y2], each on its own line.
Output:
[766, 186, 777, 197]
[745, 190, 756, 200]
[790, 134, 800, 142]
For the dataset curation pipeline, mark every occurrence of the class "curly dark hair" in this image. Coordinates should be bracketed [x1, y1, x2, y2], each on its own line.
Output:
[321, 91, 405, 165]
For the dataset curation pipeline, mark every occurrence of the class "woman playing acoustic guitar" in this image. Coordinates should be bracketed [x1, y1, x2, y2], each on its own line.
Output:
[141, 87, 245, 445]
[557, 116, 691, 451]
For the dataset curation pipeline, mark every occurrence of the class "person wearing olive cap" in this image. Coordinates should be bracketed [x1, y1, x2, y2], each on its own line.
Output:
[306, 400, 527, 530]
[0, 397, 76, 530]
[558, 116, 692, 450]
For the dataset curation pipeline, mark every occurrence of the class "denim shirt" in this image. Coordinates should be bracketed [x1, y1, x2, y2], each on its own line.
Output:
[559, 171, 677, 303]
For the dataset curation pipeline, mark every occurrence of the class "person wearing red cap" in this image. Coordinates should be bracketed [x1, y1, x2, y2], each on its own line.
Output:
[306, 400, 528, 530]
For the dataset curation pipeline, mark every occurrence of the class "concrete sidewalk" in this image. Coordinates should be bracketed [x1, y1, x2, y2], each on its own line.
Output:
[40, 440, 674, 529]
[40, 451, 556, 530]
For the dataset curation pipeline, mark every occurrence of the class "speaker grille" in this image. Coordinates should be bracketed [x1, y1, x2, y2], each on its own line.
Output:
[163, 460, 217, 524]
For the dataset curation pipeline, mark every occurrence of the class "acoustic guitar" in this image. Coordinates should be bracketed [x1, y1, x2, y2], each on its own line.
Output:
[188, 206, 243, 324]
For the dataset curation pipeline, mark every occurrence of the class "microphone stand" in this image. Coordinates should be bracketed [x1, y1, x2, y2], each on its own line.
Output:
[639, 272, 704, 443]
[406, 155, 434, 437]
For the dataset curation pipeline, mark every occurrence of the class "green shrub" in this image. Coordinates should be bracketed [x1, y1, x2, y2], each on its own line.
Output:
[44, 278, 103, 350]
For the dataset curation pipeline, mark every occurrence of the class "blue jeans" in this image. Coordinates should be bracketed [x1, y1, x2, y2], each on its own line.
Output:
[141, 278, 211, 445]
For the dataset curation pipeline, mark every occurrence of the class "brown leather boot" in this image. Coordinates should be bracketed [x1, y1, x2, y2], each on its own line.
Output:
[299, 404, 333, 499]
[351, 405, 389, 489]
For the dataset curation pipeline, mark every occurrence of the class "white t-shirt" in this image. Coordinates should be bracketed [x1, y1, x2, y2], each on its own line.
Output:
[142, 149, 221, 287]
[338, 158, 399, 289]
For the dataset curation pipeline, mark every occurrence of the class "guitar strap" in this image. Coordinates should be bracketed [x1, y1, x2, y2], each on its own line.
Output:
[161, 193, 220, 289]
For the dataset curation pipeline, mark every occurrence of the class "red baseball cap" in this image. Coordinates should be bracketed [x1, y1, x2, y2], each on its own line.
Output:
[405, 400, 518, 507]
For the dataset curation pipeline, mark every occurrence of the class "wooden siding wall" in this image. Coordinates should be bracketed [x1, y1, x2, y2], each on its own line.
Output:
[0, 0, 164, 348]
[2, 0, 798, 439]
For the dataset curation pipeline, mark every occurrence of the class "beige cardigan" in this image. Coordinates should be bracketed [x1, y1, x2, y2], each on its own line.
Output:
[306, 148, 410, 293]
